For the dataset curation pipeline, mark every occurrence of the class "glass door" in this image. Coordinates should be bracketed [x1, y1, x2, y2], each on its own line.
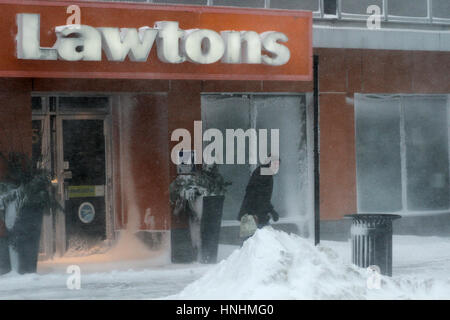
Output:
[60, 118, 107, 251]
[32, 95, 112, 258]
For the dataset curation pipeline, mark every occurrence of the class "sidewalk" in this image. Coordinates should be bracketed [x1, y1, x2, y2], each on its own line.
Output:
[0, 236, 449, 299]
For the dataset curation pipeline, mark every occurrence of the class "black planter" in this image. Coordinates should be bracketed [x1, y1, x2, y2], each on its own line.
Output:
[9, 205, 44, 274]
[200, 195, 224, 264]
[0, 238, 10, 275]
[0, 210, 11, 275]
[171, 228, 195, 263]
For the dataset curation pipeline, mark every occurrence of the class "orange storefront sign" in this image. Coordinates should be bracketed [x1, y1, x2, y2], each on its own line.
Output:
[0, 0, 312, 81]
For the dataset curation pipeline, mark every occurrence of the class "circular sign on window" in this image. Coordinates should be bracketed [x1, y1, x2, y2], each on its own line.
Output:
[78, 202, 95, 224]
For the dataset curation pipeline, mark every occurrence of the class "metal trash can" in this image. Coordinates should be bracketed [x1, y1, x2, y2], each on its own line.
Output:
[345, 214, 401, 276]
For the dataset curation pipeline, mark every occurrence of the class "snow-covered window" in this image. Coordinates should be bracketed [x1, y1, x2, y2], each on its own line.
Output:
[355, 94, 450, 214]
[201, 94, 312, 235]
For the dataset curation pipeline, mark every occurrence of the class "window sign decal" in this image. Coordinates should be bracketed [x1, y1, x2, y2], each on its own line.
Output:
[78, 202, 95, 224]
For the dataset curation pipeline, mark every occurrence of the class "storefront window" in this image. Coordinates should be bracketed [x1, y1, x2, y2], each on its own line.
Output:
[202, 95, 252, 222]
[355, 95, 402, 213]
[404, 96, 449, 211]
[355, 94, 450, 214]
[201, 94, 310, 230]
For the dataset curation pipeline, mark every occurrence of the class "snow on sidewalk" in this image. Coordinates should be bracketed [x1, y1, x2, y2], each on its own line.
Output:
[323, 235, 450, 280]
[0, 230, 213, 300]
[1, 228, 450, 299]
[0, 265, 209, 299]
[171, 228, 450, 300]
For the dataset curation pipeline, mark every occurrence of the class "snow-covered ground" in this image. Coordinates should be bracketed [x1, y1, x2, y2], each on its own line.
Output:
[1, 228, 450, 299]
[173, 229, 450, 300]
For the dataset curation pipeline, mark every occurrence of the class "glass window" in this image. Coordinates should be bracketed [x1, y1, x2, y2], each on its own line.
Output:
[107, 0, 149, 2]
[356, 94, 450, 214]
[355, 95, 402, 212]
[201, 94, 309, 230]
[63, 120, 106, 186]
[32, 120, 43, 168]
[404, 96, 449, 211]
[341, 0, 383, 15]
[323, 0, 337, 15]
[254, 95, 308, 226]
[201, 95, 252, 221]
[59, 97, 109, 113]
[154, 0, 207, 5]
[49, 97, 57, 112]
[213, 0, 265, 8]
[433, 0, 450, 19]
[388, 0, 427, 17]
[31, 96, 43, 112]
[270, 0, 318, 11]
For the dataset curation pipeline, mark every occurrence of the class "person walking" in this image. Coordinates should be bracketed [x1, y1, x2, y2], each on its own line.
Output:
[237, 156, 280, 244]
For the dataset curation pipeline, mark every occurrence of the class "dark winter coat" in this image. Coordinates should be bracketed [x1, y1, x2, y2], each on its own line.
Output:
[237, 164, 279, 227]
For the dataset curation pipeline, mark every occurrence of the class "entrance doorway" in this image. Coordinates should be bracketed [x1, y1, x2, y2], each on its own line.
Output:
[31, 96, 113, 258]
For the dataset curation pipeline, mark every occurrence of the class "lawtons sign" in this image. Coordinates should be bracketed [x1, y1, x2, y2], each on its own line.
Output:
[18, 14, 290, 66]
[0, 1, 312, 80]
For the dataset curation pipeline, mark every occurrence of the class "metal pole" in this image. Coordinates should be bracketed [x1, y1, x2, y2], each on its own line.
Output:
[313, 55, 320, 246]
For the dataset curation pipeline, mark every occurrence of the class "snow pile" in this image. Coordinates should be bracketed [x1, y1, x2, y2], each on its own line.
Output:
[173, 227, 367, 299]
[172, 228, 450, 300]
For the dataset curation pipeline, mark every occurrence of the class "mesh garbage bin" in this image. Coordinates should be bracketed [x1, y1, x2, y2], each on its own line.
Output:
[345, 214, 401, 276]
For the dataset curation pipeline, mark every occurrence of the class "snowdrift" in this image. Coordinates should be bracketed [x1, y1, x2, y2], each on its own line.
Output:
[172, 228, 450, 300]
